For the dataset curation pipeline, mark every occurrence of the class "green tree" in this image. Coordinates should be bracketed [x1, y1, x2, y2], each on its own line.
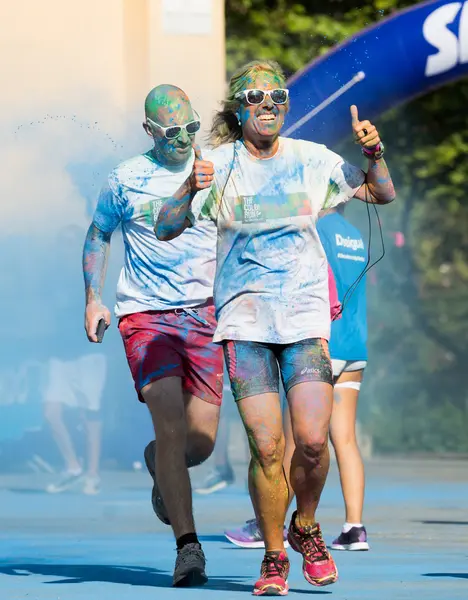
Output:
[225, 0, 468, 453]
[226, 0, 415, 77]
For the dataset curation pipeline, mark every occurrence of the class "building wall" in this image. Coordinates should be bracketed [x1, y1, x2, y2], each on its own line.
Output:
[1, 0, 126, 124]
[0, 0, 225, 235]
[147, 0, 226, 138]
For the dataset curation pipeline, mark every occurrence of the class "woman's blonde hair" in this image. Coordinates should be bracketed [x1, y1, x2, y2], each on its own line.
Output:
[209, 59, 287, 148]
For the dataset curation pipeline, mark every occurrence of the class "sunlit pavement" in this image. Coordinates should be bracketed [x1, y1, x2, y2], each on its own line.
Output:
[1, 458, 467, 599]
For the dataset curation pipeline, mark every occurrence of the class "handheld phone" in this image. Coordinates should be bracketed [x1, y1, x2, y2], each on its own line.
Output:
[96, 318, 107, 343]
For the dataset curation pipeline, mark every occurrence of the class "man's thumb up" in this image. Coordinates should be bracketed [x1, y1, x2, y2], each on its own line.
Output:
[192, 143, 203, 160]
[189, 144, 214, 192]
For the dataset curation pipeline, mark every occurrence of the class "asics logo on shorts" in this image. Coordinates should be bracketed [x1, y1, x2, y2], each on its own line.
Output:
[301, 367, 320, 375]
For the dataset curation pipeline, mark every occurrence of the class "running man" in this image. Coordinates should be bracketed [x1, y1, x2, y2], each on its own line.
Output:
[82, 85, 223, 587]
[155, 60, 395, 595]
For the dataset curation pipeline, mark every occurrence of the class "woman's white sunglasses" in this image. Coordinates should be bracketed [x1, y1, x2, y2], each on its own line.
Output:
[235, 88, 289, 105]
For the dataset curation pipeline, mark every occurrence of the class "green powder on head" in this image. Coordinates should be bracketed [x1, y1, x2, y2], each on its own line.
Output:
[144, 84, 192, 124]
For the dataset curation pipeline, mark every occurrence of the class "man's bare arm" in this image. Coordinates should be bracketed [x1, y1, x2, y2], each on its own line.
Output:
[83, 224, 112, 341]
[155, 144, 214, 241]
[83, 224, 112, 304]
[155, 180, 196, 241]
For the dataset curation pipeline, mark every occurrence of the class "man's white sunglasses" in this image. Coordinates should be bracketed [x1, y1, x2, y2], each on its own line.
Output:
[146, 110, 201, 139]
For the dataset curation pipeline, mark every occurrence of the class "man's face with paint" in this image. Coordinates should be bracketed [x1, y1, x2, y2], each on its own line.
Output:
[238, 71, 288, 146]
[143, 93, 197, 167]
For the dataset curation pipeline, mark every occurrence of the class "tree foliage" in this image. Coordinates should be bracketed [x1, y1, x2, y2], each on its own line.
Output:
[225, 0, 468, 453]
[226, 0, 415, 77]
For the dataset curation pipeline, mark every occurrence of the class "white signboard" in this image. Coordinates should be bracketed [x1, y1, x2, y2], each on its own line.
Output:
[162, 0, 213, 36]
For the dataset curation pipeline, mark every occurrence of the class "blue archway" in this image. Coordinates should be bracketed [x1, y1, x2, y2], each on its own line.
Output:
[284, 0, 468, 144]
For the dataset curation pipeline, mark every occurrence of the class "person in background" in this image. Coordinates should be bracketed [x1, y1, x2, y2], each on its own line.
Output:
[44, 225, 105, 496]
[319, 203, 369, 550]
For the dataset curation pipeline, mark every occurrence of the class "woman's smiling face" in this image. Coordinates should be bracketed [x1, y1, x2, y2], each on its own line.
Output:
[238, 71, 289, 145]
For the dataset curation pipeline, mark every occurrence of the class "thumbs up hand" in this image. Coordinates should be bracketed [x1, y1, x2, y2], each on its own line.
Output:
[350, 105, 381, 149]
[189, 144, 214, 192]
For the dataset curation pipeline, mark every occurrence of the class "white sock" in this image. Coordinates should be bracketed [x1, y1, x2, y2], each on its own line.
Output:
[342, 522, 363, 533]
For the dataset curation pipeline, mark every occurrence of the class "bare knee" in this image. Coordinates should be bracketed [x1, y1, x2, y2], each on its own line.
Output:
[295, 432, 328, 468]
[251, 434, 285, 473]
[187, 434, 215, 466]
[330, 428, 358, 453]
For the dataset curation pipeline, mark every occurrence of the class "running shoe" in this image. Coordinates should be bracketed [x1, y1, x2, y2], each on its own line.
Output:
[46, 469, 84, 493]
[253, 551, 289, 596]
[144, 441, 170, 525]
[224, 518, 289, 549]
[287, 511, 338, 587]
[173, 543, 208, 587]
[83, 476, 101, 496]
[331, 526, 369, 551]
[194, 467, 234, 495]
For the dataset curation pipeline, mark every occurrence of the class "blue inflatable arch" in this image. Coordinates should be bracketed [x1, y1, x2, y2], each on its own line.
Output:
[283, 0, 468, 145]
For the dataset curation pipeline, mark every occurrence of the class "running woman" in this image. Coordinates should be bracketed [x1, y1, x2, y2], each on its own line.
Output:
[195, 265, 341, 496]
[225, 203, 371, 552]
[83, 85, 223, 587]
[155, 60, 395, 595]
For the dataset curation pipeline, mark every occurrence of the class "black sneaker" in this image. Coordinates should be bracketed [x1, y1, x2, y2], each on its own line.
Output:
[331, 526, 369, 551]
[173, 543, 208, 587]
[143, 441, 170, 525]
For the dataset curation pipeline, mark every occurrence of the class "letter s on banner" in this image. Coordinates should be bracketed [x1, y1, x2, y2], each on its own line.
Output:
[423, 2, 462, 76]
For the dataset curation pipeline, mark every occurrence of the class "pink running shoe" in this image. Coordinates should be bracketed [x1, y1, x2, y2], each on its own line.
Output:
[287, 511, 338, 587]
[253, 551, 290, 596]
[224, 519, 289, 549]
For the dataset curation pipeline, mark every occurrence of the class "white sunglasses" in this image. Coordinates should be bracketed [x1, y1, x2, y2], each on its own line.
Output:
[235, 88, 289, 105]
[146, 110, 201, 140]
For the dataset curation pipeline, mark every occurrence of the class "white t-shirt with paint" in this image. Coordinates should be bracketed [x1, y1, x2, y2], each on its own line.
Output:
[193, 137, 365, 344]
[92, 151, 216, 317]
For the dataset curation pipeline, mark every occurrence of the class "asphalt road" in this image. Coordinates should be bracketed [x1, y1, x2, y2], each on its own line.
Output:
[1, 458, 467, 599]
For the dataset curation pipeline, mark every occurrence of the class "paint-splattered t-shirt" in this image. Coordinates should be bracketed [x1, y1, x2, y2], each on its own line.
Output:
[193, 137, 365, 344]
[92, 151, 216, 317]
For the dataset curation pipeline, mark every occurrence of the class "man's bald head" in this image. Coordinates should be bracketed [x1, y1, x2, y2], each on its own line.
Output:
[144, 84, 193, 126]
[143, 84, 198, 167]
